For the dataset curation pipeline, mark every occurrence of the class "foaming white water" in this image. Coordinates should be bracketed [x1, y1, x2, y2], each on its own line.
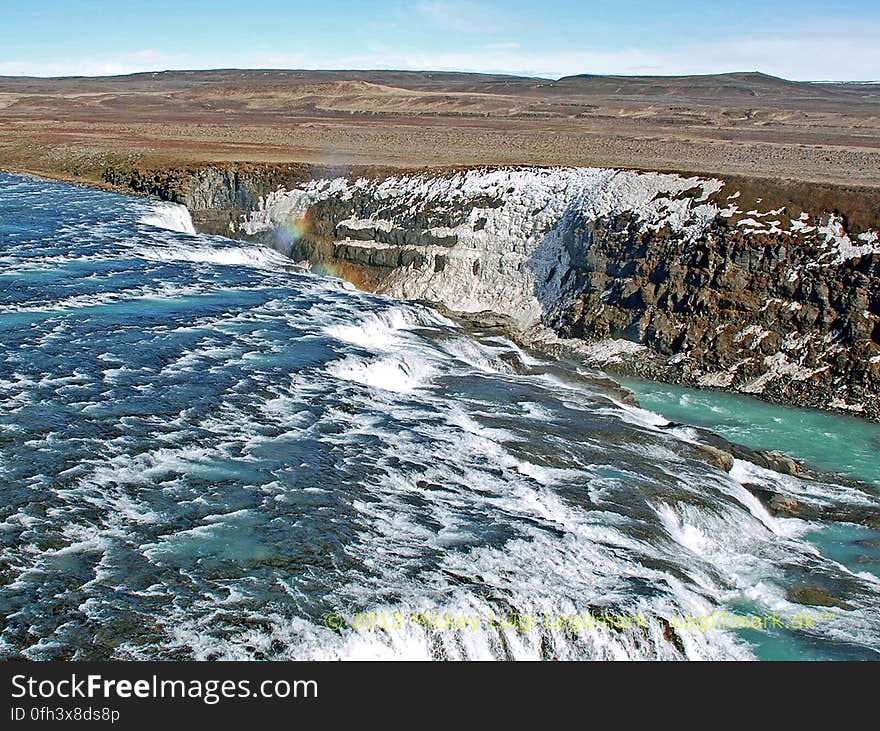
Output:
[322, 306, 457, 393]
[326, 353, 435, 393]
[730, 458, 876, 511]
[138, 203, 197, 234]
[519, 401, 554, 421]
[655, 502, 712, 557]
[139, 241, 295, 270]
[324, 307, 425, 350]
[600, 399, 671, 431]
[440, 337, 513, 374]
[0, 281, 209, 314]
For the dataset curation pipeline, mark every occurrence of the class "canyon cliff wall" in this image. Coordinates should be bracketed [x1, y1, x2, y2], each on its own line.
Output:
[103, 164, 880, 420]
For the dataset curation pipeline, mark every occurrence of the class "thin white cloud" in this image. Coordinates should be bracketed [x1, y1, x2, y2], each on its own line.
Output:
[415, 0, 517, 34]
[244, 35, 880, 81]
[3, 34, 880, 81]
[0, 50, 185, 77]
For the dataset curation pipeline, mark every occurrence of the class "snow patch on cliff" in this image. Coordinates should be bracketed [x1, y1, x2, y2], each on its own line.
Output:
[741, 353, 830, 394]
[243, 167, 726, 328]
[814, 214, 880, 264]
[566, 338, 647, 364]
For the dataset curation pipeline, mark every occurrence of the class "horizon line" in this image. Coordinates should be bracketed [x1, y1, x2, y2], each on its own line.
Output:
[0, 67, 862, 84]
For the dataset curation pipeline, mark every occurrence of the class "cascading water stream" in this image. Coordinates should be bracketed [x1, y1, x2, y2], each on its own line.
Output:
[1, 172, 878, 661]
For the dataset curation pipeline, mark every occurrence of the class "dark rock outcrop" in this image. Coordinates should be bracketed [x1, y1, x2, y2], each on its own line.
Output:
[548, 209, 880, 419]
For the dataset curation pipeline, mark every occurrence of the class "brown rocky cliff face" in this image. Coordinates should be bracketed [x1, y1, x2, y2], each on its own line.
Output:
[103, 164, 318, 233]
[549, 212, 880, 418]
[100, 163, 880, 420]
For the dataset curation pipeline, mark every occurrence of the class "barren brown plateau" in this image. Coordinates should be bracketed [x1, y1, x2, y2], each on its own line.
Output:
[1, 69, 880, 196]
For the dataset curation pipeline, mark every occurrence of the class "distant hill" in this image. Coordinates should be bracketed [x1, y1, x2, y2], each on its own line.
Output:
[547, 71, 853, 100]
[0, 69, 552, 95]
[2, 69, 878, 110]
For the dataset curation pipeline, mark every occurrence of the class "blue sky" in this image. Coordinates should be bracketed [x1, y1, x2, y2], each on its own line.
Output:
[2, 0, 879, 80]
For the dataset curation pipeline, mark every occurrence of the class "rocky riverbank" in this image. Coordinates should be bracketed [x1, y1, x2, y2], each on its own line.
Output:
[101, 162, 880, 421]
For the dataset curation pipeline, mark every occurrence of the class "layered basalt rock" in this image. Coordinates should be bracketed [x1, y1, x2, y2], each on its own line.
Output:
[549, 209, 880, 419]
[102, 162, 880, 420]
